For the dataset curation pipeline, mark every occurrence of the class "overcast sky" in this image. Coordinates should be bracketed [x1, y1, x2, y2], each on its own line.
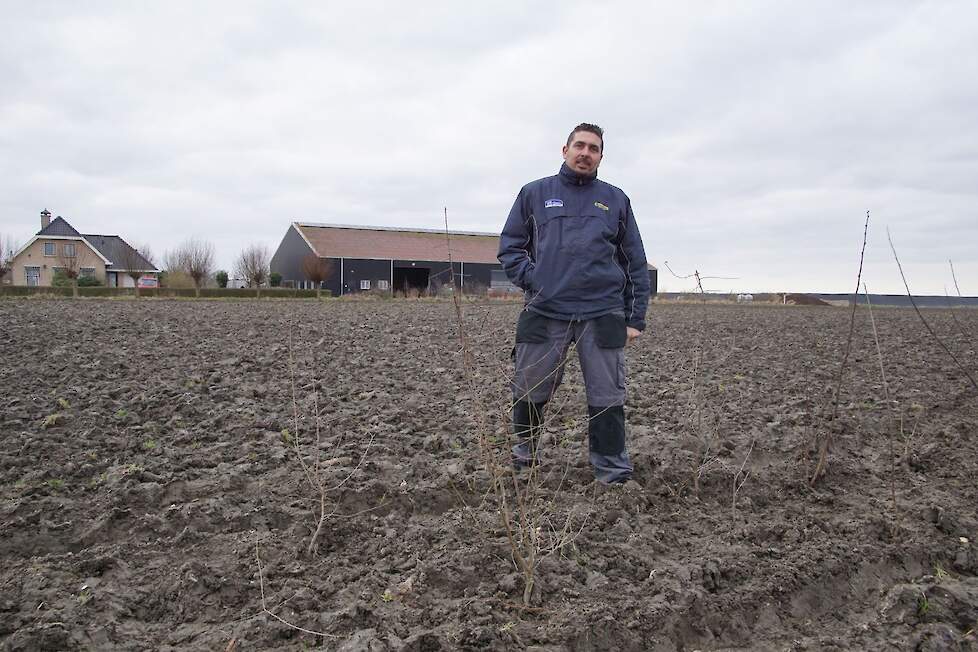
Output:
[2, 1, 975, 294]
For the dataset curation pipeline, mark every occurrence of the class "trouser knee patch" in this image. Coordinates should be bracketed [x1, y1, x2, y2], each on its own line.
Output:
[588, 405, 625, 455]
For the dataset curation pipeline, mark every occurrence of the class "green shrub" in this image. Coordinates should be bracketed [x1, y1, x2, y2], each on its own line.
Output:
[198, 288, 257, 298]
[78, 286, 120, 297]
[0, 285, 73, 297]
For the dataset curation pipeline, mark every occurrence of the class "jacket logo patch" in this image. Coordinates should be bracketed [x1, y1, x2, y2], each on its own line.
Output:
[594, 201, 609, 211]
[544, 199, 563, 208]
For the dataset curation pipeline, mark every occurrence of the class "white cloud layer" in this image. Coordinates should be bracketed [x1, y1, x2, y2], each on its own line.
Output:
[2, 1, 976, 293]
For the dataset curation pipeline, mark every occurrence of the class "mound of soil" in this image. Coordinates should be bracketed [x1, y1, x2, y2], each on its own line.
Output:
[1, 299, 976, 650]
[783, 293, 831, 306]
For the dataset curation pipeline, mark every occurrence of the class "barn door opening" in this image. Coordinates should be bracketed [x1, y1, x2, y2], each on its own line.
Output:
[393, 266, 429, 294]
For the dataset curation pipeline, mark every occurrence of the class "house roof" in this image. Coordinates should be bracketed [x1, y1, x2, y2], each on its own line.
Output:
[295, 222, 501, 264]
[37, 216, 81, 237]
[14, 214, 158, 272]
[83, 234, 157, 272]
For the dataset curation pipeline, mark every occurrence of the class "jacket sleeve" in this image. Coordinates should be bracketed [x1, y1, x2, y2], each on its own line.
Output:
[497, 187, 535, 290]
[616, 198, 651, 331]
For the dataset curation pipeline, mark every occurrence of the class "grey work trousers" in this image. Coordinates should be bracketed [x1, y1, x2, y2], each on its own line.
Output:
[511, 310, 633, 484]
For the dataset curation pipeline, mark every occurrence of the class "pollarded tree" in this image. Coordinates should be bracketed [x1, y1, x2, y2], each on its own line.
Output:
[235, 244, 270, 294]
[301, 254, 333, 299]
[169, 238, 215, 297]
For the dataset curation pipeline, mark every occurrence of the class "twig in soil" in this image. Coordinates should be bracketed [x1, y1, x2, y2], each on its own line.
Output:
[863, 284, 901, 534]
[731, 439, 755, 516]
[888, 230, 977, 392]
[254, 536, 334, 639]
[811, 210, 870, 485]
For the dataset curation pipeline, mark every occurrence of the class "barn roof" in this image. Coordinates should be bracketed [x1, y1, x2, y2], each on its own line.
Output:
[295, 222, 501, 264]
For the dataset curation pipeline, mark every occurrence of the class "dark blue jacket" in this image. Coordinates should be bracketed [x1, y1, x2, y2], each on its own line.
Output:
[498, 163, 651, 331]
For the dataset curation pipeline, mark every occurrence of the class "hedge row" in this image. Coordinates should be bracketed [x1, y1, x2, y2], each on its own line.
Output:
[0, 286, 325, 299]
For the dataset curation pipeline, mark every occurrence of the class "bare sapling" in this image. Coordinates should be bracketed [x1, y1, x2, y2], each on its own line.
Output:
[863, 284, 902, 534]
[944, 259, 976, 344]
[663, 261, 738, 495]
[888, 231, 977, 392]
[285, 323, 376, 555]
[810, 211, 870, 485]
[443, 208, 590, 607]
[251, 321, 378, 642]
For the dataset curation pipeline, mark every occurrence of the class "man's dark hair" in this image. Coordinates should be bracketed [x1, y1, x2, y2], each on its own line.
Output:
[566, 123, 604, 152]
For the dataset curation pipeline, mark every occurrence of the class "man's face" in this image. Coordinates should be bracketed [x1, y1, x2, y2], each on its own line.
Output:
[562, 130, 603, 175]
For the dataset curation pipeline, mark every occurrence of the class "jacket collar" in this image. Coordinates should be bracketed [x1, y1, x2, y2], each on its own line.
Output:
[558, 162, 597, 187]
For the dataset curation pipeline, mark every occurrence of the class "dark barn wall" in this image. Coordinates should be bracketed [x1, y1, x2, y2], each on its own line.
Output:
[322, 257, 342, 296]
[459, 262, 496, 291]
[340, 259, 392, 295]
[649, 268, 658, 296]
[270, 225, 314, 284]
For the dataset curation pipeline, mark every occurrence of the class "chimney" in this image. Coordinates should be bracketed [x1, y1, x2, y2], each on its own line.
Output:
[41, 209, 51, 230]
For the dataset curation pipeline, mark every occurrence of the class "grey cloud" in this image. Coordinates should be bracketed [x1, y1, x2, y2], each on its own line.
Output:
[1, 1, 976, 293]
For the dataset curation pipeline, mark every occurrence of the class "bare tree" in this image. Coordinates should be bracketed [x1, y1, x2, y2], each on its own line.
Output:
[55, 240, 82, 297]
[301, 254, 333, 298]
[235, 243, 270, 294]
[0, 234, 16, 285]
[137, 243, 155, 269]
[117, 241, 154, 290]
[168, 238, 215, 297]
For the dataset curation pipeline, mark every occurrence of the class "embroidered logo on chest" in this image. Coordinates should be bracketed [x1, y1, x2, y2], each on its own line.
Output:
[544, 199, 563, 208]
[594, 201, 609, 211]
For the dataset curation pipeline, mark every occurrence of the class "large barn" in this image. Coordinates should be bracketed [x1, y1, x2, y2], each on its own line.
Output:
[270, 222, 658, 298]
[270, 223, 509, 296]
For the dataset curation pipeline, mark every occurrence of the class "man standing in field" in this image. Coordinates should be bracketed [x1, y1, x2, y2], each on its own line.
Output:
[498, 123, 651, 485]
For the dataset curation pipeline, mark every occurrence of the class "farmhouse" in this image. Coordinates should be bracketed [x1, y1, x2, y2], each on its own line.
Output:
[270, 222, 658, 297]
[7, 210, 159, 288]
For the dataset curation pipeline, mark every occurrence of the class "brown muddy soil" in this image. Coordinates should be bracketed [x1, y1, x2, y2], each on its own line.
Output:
[1, 299, 976, 651]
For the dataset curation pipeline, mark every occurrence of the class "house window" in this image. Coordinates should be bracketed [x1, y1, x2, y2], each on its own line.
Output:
[63, 243, 76, 258]
[360, 279, 371, 290]
[44, 242, 55, 256]
[80, 268, 96, 278]
[378, 280, 389, 290]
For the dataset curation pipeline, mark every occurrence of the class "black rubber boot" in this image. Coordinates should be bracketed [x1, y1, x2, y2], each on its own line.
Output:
[512, 400, 547, 469]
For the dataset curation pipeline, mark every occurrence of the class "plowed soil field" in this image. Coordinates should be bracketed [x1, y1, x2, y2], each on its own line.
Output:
[1, 299, 976, 651]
